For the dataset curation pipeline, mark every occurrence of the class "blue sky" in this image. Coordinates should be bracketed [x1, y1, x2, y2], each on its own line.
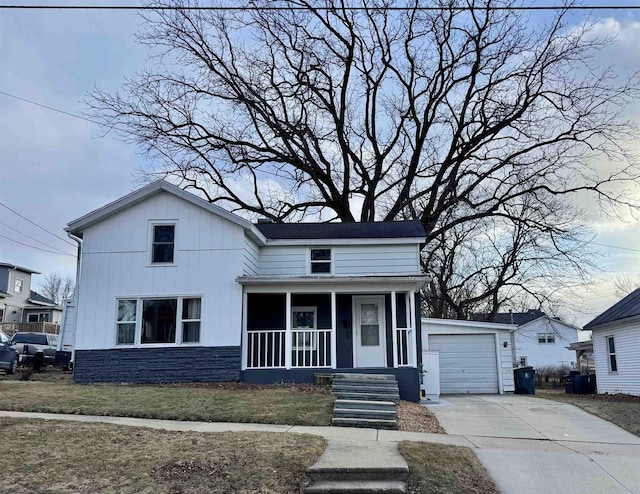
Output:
[0, 1, 639, 326]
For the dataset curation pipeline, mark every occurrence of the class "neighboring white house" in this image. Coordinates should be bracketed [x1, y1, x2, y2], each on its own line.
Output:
[421, 318, 516, 397]
[513, 316, 579, 369]
[473, 309, 579, 369]
[65, 180, 428, 401]
[584, 289, 640, 396]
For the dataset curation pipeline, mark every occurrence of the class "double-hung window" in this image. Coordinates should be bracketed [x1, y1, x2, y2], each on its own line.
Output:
[292, 306, 317, 350]
[117, 299, 137, 345]
[537, 332, 555, 344]
[182, 298, 201, 343]
[310, 249, 331, 274]
[14, 278, 23, 293]
[151, 224, 175, 264]
[607, 336, 617, 372]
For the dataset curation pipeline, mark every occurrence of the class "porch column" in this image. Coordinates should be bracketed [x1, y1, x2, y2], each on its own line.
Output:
[331, 291, 337, 369]
[241, 291, 248, 370]
[285, 291, 292, 370]
[409, 291, 418, 367]
[391, 290, 398, 368]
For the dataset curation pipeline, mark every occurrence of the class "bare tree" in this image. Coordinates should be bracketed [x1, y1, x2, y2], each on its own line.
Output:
[614, 274, 640, 298]
[89, 0, 640, 316]
[39, 273, 75, 305]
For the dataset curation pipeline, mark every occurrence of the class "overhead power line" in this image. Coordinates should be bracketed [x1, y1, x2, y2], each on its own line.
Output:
[590, 241, 640, 254]
[0, 233, 76, 257]
[0, 201, 76, 248]
[0, 91, 106, 127]
[1, 4, 640, 11]
[0, 220, 75, 256]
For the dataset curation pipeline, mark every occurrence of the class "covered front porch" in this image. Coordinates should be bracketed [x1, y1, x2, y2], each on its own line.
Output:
[237, 276, 426, 401]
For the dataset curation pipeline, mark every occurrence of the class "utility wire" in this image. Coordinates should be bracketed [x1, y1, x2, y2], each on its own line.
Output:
[0, 233, 76, 257]
[0, 201, 76, 248]
[0, 91, 107, 128]
[1, 4, 640, 10]
[0, 220, 76, 256]
[590, 241, 640, 253]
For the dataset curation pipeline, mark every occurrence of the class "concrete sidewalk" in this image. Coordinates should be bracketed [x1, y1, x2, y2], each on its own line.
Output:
[427, 395, 640, 494]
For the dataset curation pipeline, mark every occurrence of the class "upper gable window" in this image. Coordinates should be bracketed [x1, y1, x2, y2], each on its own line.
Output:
[152, 224, 175, 264]
[310, 249, 331, 274]
[14, 278, 24, 293]
[537, 332, 555, 344]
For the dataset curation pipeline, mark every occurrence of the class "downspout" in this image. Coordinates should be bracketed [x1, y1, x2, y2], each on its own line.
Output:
[65, 229, 82, 298]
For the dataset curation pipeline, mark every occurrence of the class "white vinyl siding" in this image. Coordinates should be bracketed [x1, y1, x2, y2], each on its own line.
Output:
[513, 318, 578, 368]
[259, 246, 307, 276]
[258, 244, 420, 276]
[593, 321, 640, 396]
[243, 238, 260, 276]
[75, 191, 245, 351]
[429, 334, 500, 394]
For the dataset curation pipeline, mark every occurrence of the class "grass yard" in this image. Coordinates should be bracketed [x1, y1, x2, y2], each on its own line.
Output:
[0, 418, 325, 494]
[0, 373, 334, 426]
[537, 390, 640, 437]
[399, 441, 498, 494]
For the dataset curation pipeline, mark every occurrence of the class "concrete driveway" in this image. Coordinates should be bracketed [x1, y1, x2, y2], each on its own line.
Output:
[427, 395, 640, 494]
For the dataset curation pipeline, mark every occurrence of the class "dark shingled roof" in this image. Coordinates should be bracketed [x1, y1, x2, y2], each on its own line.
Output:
[29, 290, 57, 306]
[471, 309, 545, 326]
[584, 288, 640, 329]
[255, 220, 426, 240]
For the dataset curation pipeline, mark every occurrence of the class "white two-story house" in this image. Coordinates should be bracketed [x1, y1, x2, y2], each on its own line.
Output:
[66, 181, 428, 401]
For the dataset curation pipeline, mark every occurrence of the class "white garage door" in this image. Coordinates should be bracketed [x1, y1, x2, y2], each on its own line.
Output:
[428, 334, 499, 394]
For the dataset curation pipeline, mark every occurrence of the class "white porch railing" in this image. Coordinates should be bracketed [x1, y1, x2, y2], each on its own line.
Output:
[246, 329, 332, 369]
[246, 330, 286, 369]
[291, 329, 332, 368]
[396, 328, 413, 367]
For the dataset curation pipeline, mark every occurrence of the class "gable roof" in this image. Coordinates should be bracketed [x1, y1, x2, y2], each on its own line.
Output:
[28, 290, 60, 308]
[67, 180, 427, 245]
[0, 263, 40, 275]
[471, 309, 545, 326]
[584, 288, 640, 329]
[67, 180, 266, 245]
[255, 220, 425, 240]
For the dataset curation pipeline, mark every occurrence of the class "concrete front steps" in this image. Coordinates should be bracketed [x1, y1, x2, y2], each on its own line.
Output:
[331, 373, 399, 430]
[305, 440, 408, 494]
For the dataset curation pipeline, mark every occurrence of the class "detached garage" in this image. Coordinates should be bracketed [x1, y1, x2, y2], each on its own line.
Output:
[421, 318, 516, 398]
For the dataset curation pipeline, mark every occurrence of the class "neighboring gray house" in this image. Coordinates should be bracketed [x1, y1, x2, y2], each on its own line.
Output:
[66, 181, 428, 401]
[584, 289, 640, 396]
[473, 309, 579, 368]
[0, 263, 62, 326]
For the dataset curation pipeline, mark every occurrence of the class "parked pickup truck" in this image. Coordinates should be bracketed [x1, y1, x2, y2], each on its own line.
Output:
[10, 332, 58, 371]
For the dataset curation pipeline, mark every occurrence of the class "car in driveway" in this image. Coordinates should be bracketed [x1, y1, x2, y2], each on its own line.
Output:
[10, 332, 58, 370]
[0, 331, 19, 374]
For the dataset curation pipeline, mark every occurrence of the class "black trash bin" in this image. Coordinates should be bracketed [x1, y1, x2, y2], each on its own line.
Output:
[573, 374, 588, 394]
[564, 371, 581, 394]
[514, 366, 536, 395]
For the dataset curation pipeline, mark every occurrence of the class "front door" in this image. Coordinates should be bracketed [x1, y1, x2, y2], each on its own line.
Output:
[354, 297, 386, 367]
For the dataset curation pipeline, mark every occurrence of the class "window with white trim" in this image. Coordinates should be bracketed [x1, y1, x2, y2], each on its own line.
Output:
[151, 224, 175, 264]
[607, 336, 617, 372]
[292, 306, 317, 350]
[14, 278, 23, 293]
[519, 356, 528, 367]
[116, 296, 202, 346]
[537, 332, 555, 344]
[117, 299, 137, 345]
[310, 249, 331, 274]
[182, 298, 201, 343]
